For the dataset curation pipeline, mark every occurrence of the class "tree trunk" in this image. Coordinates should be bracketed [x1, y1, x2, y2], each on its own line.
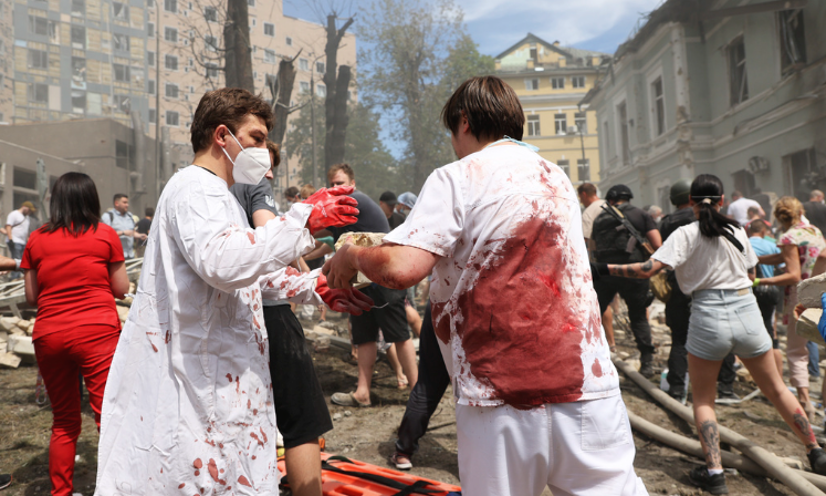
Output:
[269, 58, 298, 147]
[223, 0, 254, 92]
[323, 14, 354, 168]
[327, 65, 350, 165]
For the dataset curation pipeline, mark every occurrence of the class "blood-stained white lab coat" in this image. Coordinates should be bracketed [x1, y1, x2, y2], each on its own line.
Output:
[95, 166, 322, 496]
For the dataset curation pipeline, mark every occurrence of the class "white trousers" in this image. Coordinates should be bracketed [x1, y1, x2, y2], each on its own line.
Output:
[456, 394, 648, 496]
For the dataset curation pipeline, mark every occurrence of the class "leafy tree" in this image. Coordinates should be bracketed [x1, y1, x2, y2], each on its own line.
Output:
[358, 0, 494, 192]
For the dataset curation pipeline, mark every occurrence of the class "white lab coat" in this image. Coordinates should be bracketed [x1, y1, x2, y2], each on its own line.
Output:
[95, 166, 321, 496]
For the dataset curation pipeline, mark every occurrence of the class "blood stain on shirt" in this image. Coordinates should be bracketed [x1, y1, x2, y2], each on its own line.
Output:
[237, 475, 252, 487]
[592, 359, 603, 377]
[246, 232, 256, 244]
[446, 216, 587, 406]
[207, 459, 225, 485]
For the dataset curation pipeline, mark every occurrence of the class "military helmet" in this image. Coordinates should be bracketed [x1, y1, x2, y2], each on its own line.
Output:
[605, 184, 633, 202]
[670, 179, 691, 206]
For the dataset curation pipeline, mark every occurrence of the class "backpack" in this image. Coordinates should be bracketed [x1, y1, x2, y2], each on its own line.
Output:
[105, 210, 135, 230]
[592, 203, 647, 263]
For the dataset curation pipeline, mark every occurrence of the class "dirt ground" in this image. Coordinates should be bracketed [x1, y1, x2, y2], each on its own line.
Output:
[0, 302, 823, 495]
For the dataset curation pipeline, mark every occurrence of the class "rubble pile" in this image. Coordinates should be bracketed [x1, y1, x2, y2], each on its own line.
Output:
[0, 282, 135, 368]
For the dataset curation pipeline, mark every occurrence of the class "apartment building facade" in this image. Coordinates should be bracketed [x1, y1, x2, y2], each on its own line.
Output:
[582, 0, 826, 213]
[494, 33, 610, 185]
[2, 0, 355, 198]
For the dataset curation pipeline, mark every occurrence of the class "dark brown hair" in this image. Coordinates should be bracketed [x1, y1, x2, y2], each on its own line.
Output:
[267, 140, 281, 167]
[327, 163, 355, 184]
[577, 183, 597, 196]
[190, 88, 273, 154]
[441, 76, 525, 142]
[45, 172, 101, 236]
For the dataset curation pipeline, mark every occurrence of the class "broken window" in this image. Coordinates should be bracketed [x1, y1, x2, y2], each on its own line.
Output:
[71, 25, 86, 49]
[71, 90, 86, 113]
[652, 76, 665, 136]
[727, 36, 749, 106]
[113, 94, 130, 112]
[71, 0, 85, 16]
[112, 2, 129, 20]
[71, 57, 86, 86]
[555, 113, 567, 135]
[527, 115, 540, 136]
[779, 9, 806, 74]
[113, 33, 129, 51]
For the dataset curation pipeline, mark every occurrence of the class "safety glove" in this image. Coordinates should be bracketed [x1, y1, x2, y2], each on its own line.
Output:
[303, 186, 359, 234]
[315, 274, 374, 315]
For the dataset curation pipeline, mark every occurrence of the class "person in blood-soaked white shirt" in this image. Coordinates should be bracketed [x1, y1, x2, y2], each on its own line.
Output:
[323, 76, 648, 496]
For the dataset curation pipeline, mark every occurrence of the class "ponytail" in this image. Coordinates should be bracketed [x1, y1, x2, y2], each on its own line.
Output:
[690, 174, 740, 238]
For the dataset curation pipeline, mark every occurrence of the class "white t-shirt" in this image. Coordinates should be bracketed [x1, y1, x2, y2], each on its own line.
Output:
[384, 144, 618, 408]
[727, 198, 762, 226]
[581, 199, 606, 239]
[6, 210, 29, 244]
[651, 221, 758, 294]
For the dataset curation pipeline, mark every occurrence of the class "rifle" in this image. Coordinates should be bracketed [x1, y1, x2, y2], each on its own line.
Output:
[600, 203, 655, 257]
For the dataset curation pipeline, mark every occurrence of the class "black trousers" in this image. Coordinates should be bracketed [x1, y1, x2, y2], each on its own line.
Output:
[665, 287, 736, 395]
[395, 302, 451, 457]
[595, 276, 655, 356]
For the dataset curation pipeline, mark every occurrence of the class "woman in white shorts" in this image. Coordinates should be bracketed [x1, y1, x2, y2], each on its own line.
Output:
[591, 174, 826, 495]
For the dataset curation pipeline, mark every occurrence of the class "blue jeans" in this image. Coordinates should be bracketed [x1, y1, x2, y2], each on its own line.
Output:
[808, 341, 820, 378]
[7, 241, 24, 278]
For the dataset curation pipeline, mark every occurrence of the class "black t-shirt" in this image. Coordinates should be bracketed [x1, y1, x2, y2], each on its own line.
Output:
[136, 218, 152, 235]
[328, 190, 390, 241]
[804, 201, 826, 236]
[387, 211, 405, 230]
[229, 178, 278, 227]
[592, 202, 658, 264]
[659, 207, 695, 241]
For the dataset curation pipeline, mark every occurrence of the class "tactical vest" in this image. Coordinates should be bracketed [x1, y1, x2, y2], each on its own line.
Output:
[592, 202, 646, 264]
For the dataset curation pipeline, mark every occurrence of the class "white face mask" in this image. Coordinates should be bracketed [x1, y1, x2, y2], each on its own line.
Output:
[221, 128, 271, 185]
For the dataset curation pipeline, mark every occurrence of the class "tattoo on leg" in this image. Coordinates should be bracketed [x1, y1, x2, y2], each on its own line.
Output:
[699, 420, 722, 468]
[793, 407, 818, 449]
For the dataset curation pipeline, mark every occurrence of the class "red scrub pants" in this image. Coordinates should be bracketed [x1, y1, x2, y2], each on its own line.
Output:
[34, 325, 120, 496]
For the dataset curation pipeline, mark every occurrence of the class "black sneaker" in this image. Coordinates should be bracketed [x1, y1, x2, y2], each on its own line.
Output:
[0, 474, 11, 490]
[808, 448, 826, 475]
[688, 466, 728, 494]
[638, 360, 654, 377]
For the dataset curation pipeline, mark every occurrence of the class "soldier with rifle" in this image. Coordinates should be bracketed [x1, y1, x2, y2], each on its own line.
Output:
[591, 184, 662, 376]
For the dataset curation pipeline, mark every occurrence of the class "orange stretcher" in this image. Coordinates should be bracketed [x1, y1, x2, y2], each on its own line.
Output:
[277, 452, 462, 496]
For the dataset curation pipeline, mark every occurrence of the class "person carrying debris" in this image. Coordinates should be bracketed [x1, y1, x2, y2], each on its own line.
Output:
[323, 76, 647, 496]
[594, 174, 826, 494]
[94, 88, 371, 496]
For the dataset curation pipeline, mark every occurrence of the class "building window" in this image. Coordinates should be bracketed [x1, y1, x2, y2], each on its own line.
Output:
[603, 121, 610, 152]
[28, 16, 52, 36]
[165, 82, 179, 98]
[165, 27, 178, 43]
[779, 9, 806, 74]
[148, 79, 155, 94]
[166, 110, 179, 126]
[115, 140, 132, 168]
[71, 57, 86, 84]
[317, 84, 326, 97]
[165, 54, 178, 70]
[204, 6, 217, 22]
[28, 49, 48, 69]
[148, 108, 156, 124]
[577, 158, 590, 181]
[264, 22, 274, 36]
[572, 76, 585, 88]
[554, 113, 567, 134]
[147, 22, 155, 38]
[71, 0, 85, 16]
[299, 58, 309, 71]
[574, 112, 587, 134]
[112, 2, 128, 20]
[147, 0, 155, 7]
[617, 101, 630, 165]
[264, 49, 276, 64]
[524, 78, 539, 90]
[248, 0, 254, 6]
[113, 64, 130, 82]
[113, 33, 129, 51]
[206, 63, 218, 78]
[113, 94, 130, 112]
[652, 77, 665, 136]
[557, 159, 570, 177]
[147, 51, 155, 66]
[71, 26, 86, 49]
[71, 90, 86, 113]
[164, 0, 177, 13]
[316, 62, 325, 74]
[551, 77, 564, 89]
[299, 81, 309, 93]
[526, 114, 540, 136]
[28, 83, 48, 103]
[727, 36, 749, 106]
[205, 35, 217, 51]
[286, 36, 292, 46]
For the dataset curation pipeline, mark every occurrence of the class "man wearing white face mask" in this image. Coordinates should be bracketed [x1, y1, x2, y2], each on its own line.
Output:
[95, 88, 371, 496]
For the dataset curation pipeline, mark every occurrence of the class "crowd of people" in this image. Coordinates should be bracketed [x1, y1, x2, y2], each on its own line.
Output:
[5, 74, 826, 496]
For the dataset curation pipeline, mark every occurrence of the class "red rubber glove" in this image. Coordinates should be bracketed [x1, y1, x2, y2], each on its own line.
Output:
[315, 274, 374, 315]
[303, 186, 359, 234]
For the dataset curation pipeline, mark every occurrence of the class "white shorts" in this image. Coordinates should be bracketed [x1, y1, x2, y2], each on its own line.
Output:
[456, 394, 648, 496]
